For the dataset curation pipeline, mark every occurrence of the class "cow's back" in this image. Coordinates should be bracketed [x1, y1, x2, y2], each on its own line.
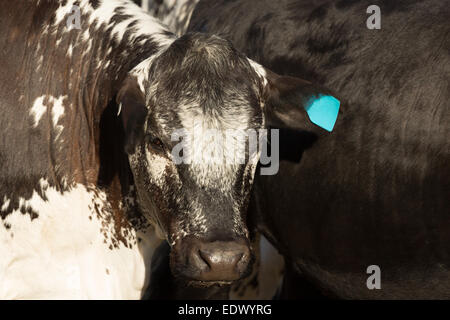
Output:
[189, 0, 450, 298]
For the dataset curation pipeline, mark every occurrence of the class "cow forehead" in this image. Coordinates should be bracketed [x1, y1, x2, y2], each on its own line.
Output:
[127, 34, 265, 141]
[146, 34, 262, 102]
[150, 99, 262, 143]
[149, 72, 264, 142]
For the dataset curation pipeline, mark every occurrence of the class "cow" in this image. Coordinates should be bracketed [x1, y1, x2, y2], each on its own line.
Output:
[134, 0, 286, 300]
[134, 0, 287, 301]
[188, 0, 450, 299]
[0, 0, 340, 298]
[131, 0, 285, 300]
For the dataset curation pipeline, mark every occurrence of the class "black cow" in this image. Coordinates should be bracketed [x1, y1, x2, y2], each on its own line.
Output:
[188, 0, 450, 299]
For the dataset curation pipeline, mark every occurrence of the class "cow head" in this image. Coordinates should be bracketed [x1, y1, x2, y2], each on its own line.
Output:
[117, 33, 340, 284]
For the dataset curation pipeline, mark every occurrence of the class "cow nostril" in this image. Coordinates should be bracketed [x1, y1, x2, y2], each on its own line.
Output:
[198, 248, 243, 269]
[188, 248, 209, 272]
[191, 241, 250, 281]
[198, 249, 211, 269]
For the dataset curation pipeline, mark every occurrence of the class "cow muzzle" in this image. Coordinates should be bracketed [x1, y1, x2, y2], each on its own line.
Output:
[173, 237, 252, 283]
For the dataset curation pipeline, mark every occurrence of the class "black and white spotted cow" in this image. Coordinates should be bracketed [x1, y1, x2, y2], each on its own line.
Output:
[0, 0, 340, 299]
[188, 0, 450, 299]
[135, 0, 287, 300]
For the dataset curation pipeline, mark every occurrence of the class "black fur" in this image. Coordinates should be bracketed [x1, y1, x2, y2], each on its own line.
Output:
[189, 0, 450, 298]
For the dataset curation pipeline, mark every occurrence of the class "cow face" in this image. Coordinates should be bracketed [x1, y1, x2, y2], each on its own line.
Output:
[117, 33, 340, 284]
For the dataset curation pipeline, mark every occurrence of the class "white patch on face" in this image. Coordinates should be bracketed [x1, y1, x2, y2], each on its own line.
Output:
[169, 115, 258, 241]
[170, 103, 262, 240]
[176, 109, 257, 192]
[0, 181, 161, 299]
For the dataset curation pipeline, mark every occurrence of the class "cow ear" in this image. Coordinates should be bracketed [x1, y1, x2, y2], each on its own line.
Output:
[254, 63, 341, 132]
[116, 77, 148, 154]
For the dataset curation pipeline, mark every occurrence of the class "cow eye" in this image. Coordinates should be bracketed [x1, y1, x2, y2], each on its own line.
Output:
[149, 137, 165, 151]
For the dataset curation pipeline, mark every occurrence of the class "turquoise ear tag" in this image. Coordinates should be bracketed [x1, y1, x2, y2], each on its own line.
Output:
[304, 95, 340, 132]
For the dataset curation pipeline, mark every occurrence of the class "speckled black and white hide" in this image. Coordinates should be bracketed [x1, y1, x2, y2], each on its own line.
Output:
[0, 0, 173, 299]
[118, 33, 266, 282]
[1, 0, 341, 298]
